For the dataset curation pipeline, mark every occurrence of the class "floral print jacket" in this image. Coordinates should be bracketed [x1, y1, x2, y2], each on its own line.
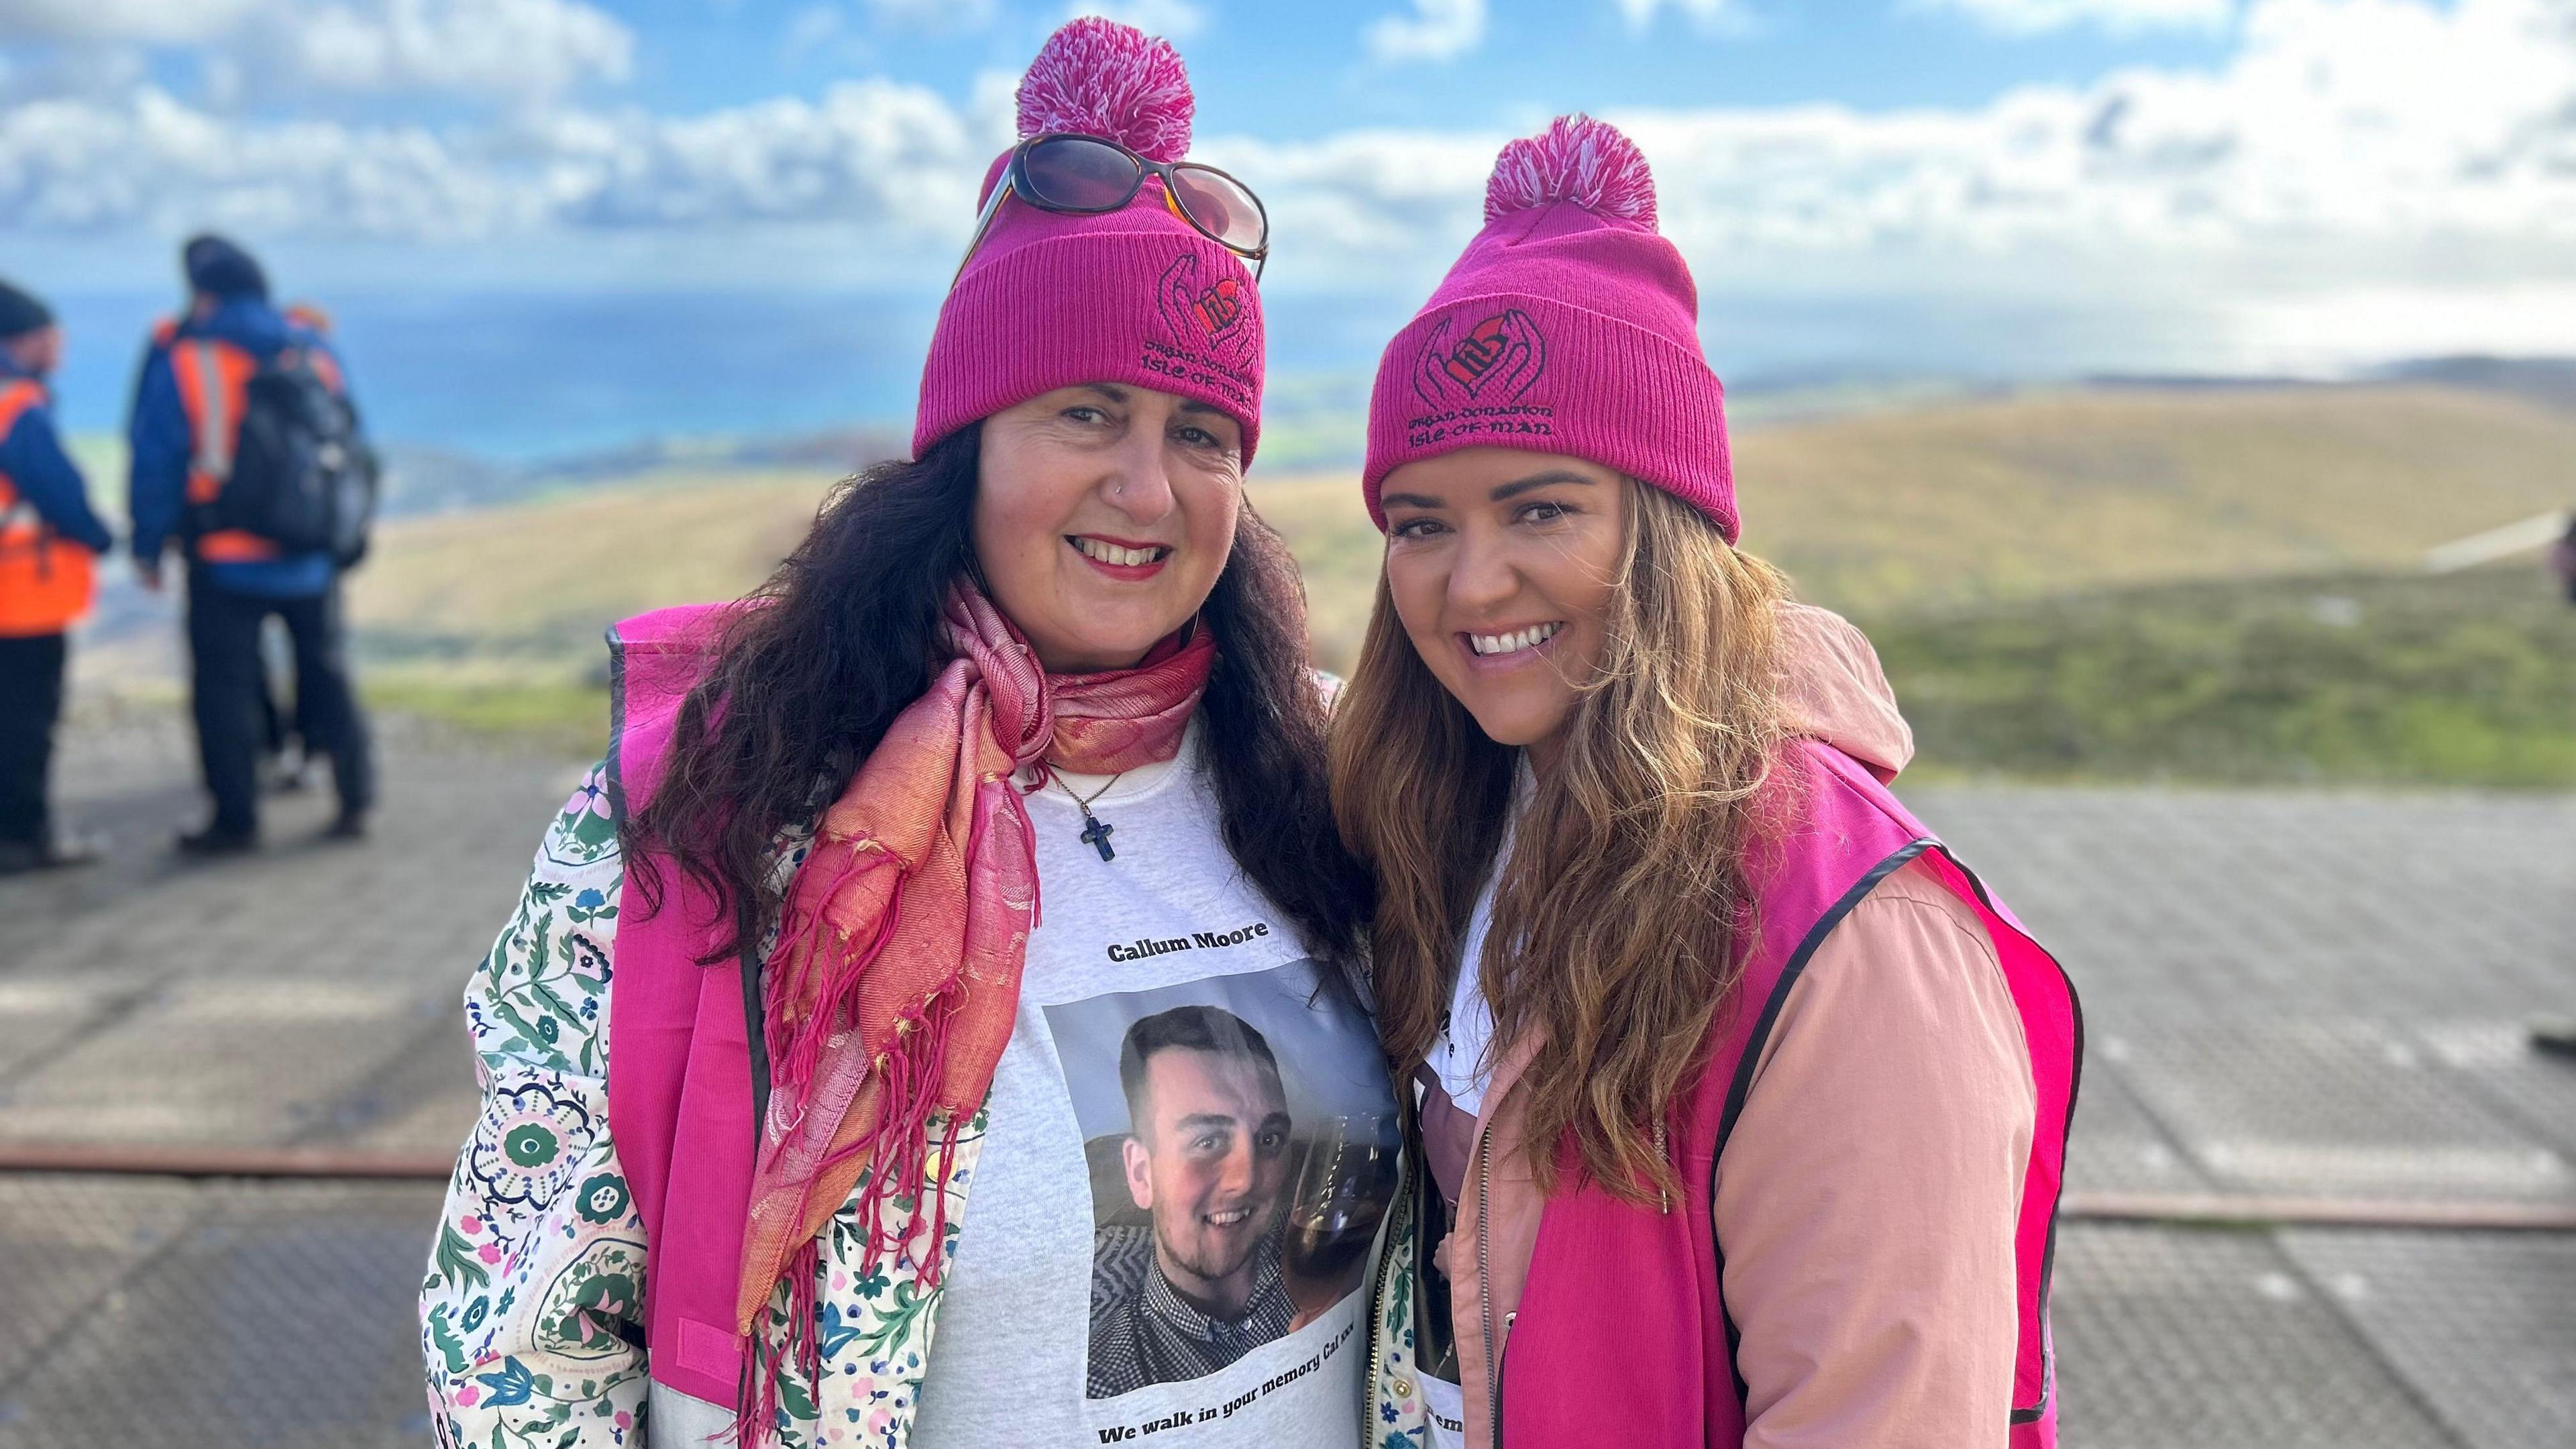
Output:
[420, 765, 1431, 1449]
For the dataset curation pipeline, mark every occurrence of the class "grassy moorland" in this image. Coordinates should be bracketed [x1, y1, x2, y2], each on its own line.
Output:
[343, 384, 2576, 782]
[1731, 385, 2576, 614]
[1868, 564, 2576, 787]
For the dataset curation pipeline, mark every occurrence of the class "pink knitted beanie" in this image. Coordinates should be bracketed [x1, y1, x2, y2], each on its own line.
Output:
[913, 18, 1263, 460]
[1362, 115, 1734, 539]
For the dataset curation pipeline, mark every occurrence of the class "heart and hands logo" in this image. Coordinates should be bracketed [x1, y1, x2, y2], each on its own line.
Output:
[1413, 309, 1547, 410]
[1146, 250, 1260, 399]
[1156, 252, 1256, 364]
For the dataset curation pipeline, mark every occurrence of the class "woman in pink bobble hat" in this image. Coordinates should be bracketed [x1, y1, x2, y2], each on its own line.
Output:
[1330, 116, 2083, 1449]
[422, 19, 1418, 1449]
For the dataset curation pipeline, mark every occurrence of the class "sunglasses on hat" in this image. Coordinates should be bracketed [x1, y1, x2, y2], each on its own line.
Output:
[953, 133, 1270, 286]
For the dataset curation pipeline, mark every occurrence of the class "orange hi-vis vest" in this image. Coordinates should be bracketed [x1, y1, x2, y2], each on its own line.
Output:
[158, 319, 277, 564]
[0, 379, 97, 637]
[160, 318, 348, 566]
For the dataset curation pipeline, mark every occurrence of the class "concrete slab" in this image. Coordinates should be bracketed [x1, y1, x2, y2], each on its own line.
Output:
[4, 721, 2574, 1446]
[2063, 1053, 2220, 1196]
[2281, 1228, 2576, 1449]
[2049, 1222, 2459, 1449]
[2104, 1018, 2571, 1201]
[0, 1176, 441, 1449]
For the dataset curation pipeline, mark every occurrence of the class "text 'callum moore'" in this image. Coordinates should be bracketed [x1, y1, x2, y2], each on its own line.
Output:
[1104, 920, 1271, 963]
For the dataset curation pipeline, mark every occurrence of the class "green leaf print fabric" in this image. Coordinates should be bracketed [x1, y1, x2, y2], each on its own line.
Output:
[422, 762, 648, 1449]
[420, 762, 983, 1449]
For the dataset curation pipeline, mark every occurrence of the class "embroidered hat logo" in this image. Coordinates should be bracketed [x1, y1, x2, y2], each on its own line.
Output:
[1145, 250, 1259, 407]
[1401, 307, 1556, 450]
[1412, 308, 1547, 411]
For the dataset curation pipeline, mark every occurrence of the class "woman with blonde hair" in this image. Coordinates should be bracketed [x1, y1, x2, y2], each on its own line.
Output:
[1331, 116, 2082, 1448]
[422, 21, 1413, 1449]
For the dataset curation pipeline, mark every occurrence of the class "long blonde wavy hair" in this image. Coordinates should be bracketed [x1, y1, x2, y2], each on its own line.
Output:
[1330, 480, 1791, 1205]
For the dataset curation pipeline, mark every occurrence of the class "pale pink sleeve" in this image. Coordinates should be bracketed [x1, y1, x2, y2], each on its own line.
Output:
[1714, 857, 2035, 1449]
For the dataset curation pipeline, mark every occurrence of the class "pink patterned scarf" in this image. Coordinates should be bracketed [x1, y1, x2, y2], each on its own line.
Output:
[735, 580, 1214, 1431]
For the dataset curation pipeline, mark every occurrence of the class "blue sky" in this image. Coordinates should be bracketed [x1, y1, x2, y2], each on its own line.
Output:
[5, 0, 2573, 453]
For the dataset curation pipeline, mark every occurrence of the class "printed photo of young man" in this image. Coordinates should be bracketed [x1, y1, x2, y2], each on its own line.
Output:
[1085, 1004, 1296, 1398]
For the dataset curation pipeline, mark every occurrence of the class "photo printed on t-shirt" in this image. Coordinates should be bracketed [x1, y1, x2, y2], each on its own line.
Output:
[1043, 959, 1401, 1402]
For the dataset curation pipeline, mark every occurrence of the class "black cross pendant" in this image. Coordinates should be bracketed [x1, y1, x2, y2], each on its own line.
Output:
[1079, 808, 1116, 862]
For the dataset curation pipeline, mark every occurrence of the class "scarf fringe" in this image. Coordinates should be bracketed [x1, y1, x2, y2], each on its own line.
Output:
[851, 986, 960, 1276]
[732, 1236, 823, 1449]
[767, 848, 902, 1114]
[734, 985, 965, 1449]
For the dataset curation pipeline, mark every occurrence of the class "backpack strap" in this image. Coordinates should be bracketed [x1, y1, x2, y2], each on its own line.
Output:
[186, 341, 236, 485]
[168, 341, 279, 560]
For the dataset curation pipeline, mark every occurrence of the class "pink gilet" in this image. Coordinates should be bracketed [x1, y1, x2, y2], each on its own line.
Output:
[600, 604, 770, 1407]
[1498, 739, 2080, 1447]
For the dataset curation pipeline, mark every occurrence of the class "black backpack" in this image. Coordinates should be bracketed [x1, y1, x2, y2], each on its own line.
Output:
[188, 341, 380, 568]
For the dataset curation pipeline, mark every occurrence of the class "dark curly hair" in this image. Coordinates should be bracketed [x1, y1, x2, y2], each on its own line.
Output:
[627, 427, 1372, 983]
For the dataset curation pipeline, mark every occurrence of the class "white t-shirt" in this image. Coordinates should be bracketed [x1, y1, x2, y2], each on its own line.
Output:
[1419, 771, 1525, 1449]
[1430, 867, 1503, 1120]
[1428, 769, 1525, 1120]
[908, 726, 1401, 1448]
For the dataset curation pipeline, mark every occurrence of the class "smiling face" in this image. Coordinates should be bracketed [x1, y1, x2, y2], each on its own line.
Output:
[973, 383, 1245, 673]
[1378, 447, 1629, 767]
[1120, 1045, 1293, 1320]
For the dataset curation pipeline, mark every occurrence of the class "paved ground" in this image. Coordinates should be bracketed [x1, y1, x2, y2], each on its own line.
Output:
[1, 716, 2571, 1448]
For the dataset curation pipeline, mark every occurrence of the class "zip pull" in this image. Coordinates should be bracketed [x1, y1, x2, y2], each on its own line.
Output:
[1654, 1119, 1672, 1215]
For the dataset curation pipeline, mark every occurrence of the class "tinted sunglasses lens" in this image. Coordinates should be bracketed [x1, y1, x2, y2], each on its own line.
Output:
[1020, 136, 1144, 211]
[1171, 166, 1267, 253]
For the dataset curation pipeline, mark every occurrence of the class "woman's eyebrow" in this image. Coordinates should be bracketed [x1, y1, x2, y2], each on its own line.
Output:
[1490, 470, 1597, 502]
[1379, 491, 1446, 511]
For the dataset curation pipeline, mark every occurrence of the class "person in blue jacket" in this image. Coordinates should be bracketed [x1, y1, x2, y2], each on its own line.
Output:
[0, 278, 115, 874]
[129, 235, 374, 854]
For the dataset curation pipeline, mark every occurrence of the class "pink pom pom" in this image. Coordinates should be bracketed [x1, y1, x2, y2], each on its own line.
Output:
[1485, 114, 1658, 229]
[1016, 17, 1195, 163]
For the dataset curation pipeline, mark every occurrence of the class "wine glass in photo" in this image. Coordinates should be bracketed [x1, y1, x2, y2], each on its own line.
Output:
[1279, 1112, 1401, 1326]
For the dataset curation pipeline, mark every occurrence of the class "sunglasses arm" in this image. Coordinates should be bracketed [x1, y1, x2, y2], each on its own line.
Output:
[951, 178, 1017, 288]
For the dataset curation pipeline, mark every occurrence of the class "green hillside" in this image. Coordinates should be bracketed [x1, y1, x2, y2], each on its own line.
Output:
[1869, 564, 2576, 787]
[1731, 385, 2576, 613]
[351, 466, 827, 668]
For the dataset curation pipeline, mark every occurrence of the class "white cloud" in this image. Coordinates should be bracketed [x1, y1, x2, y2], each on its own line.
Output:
[1295, 0, 2576, 369]
[292, 0, 633, 97]
[0, 38, 147, 103]
[0, 0, 633, 99]
[0, 0, 268, 45]
[1, 0, 2570, 372]
[1913, 0, 2236, 34]
[1364, 0, 1486, 63]
[0, 74, 983, 241]
[538, 79, 983, 228]
[1480, 0, 2569, 262]
[0, 87, 530, 235]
